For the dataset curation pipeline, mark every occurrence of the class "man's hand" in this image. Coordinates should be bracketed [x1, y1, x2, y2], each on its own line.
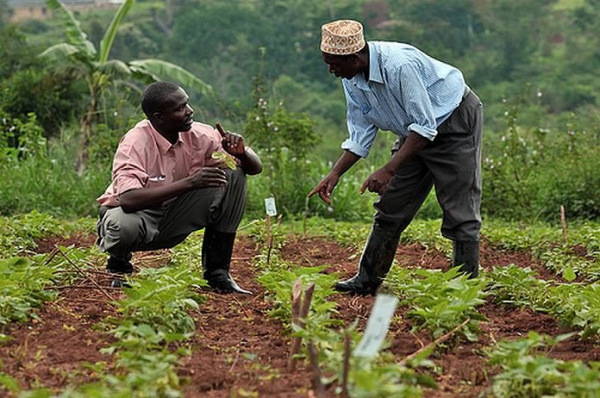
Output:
[188, 167, 228, 189]
[361, 167, 394, 195]
[216, 123, 245, 157]
[308, 174, 339, 205]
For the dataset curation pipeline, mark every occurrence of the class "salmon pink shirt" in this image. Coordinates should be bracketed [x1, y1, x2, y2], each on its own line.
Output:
[97, 120, 228, 207]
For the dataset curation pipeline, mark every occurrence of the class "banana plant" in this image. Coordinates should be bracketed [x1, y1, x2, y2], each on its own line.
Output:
[40, 0, 213, 174]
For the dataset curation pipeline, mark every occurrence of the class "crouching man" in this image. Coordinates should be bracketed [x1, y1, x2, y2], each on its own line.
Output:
[97, 82, 262, 294]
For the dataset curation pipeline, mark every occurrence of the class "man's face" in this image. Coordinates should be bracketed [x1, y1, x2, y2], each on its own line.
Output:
[322, 52, 360, 79]
[159, 88, 194, 132]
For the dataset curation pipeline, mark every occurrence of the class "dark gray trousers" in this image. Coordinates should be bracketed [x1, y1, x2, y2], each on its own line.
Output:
[97, 168, 247, 260]
[375, 89, 483, 242]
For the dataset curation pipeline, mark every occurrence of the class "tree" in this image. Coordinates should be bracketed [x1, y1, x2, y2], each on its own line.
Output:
[40, 0, 213, 173]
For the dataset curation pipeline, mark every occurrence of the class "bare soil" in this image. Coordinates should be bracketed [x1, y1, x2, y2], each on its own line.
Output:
[1, 232, 598, 397]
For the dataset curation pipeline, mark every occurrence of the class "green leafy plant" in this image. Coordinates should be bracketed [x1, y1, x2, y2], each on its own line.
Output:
[389, 267, 488, 342]
[40, 0, 213, 173]
[488, 332, 600, 397]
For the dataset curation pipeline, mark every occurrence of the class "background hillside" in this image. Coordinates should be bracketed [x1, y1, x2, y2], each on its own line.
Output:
[1, 0, 599, 221]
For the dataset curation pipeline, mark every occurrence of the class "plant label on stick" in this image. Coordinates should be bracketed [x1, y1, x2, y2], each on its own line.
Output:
[265, 197, 277, 216]
[354, 294, 398, 358]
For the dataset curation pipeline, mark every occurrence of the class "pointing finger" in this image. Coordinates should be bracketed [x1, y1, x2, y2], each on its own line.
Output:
[216, 123, 227, 138]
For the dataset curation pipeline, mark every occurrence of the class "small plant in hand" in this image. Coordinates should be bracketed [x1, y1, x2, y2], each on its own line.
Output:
[211, 151, 237, 170]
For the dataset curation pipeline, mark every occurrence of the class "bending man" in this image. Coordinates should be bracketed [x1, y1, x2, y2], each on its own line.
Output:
[309, 20, 483, 294]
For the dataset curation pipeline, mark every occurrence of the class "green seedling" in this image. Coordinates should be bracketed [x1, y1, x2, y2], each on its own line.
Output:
[212, 151, 237, 170]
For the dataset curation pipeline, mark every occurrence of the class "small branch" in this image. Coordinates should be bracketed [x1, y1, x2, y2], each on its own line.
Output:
[288, 282, 315, 371]
[307, 342, 325, 397]
[299, 284, 315, 320]
[266, 215, 272, 265]
[54, 269, 117, 277]
[231, 296, 253, 319]
[54, 247, 116, 301]
[560, 205, 567, 243]
[229, 346, 241, 373]
[43, 247, 61, 266]
[341, 330, 351, 398]
[55, 285, 123, 291]
[398, 318, 471, 367]
[288, 279, 304, 370]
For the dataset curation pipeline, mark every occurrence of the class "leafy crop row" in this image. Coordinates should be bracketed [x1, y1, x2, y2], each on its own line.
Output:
[248, 221, 435, 397]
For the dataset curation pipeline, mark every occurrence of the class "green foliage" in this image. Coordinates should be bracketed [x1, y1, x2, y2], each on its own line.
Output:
[117, 266, 206, 335]
[0, 211, 71, 256]
[388, 267, 488, 342]
[251, 226, 435, 396]
[0, 244, 99, 342]
[257, 265, 339, 332]
[243, 50, 321, 216]
[482, 89, 600, 221]
[488, 332, 600, 397]
[40, 0, 212, 171]
[0, 113, 46, 161]
[488, 264, 600, 338]
[487, 265, 551, 310]
[87, 249, 209, 397]
[2, 0, 600, 222]
[0, 257, 57, 331]
[0, 26, 84, 136]
[0, 151, 109, 218]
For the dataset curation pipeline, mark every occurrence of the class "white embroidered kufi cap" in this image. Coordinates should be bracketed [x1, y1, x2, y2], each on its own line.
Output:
[320, 20, 365, 55]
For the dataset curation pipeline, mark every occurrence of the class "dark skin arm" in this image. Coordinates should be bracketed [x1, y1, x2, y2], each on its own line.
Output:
[308, 132, 429, 204]
[361, 132, 429, 194]
[308, 150, 361, 205]
[216, 123, 262, 175]
[119, 167, 228, 213]
[119, 124, 262, 213]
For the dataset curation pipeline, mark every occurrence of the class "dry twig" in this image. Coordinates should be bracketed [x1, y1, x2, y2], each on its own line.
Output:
[398, 318, 471, 367]
[54, 246, 116, 301]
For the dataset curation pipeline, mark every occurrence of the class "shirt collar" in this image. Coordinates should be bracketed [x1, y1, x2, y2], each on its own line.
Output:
[147, 120, 183, 155]
[367, 43, 384, 84]
[349, 42, 383, 90]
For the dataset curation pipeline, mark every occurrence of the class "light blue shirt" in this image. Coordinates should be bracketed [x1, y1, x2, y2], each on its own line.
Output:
[341, 41, 466, 158]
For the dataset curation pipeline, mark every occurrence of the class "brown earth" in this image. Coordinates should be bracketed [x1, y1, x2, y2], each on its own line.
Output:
[0, 232, 598, 398]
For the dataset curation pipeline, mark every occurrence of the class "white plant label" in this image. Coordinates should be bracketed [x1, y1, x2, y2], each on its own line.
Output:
[265, 197, 277, 216]
[354, 294, 398, 358]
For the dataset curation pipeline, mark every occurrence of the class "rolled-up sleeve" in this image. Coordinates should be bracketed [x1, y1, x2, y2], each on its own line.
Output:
[111, 142, 148, 195]
[341, 83, 378, 158]
[398, 63, 438, 141]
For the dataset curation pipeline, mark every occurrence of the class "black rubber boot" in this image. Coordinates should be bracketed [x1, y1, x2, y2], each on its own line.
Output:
[334, 225, 400, 295]
[452, 241, 480, 278]
[202, 228, 252, 295]
[106, 253, 133, 274]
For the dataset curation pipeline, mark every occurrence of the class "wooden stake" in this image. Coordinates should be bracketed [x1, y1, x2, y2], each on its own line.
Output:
[266, 214, 272, 264]
[341, 330, 351, 398]
[307, 342, 325, 397]
[288, 282, 315, 371]
[288, 279, 304, 370]
[303, 196, 310, 239]
[561, 205, 567, 243]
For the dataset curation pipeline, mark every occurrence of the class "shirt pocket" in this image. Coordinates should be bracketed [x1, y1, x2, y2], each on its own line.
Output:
[146, 175, 167, 188]
[360, 103, 372, 115]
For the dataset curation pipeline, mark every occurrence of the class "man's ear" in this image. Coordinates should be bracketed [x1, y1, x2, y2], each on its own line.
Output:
[350, 53, 362, 65]
[150, 112, 163, 123]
